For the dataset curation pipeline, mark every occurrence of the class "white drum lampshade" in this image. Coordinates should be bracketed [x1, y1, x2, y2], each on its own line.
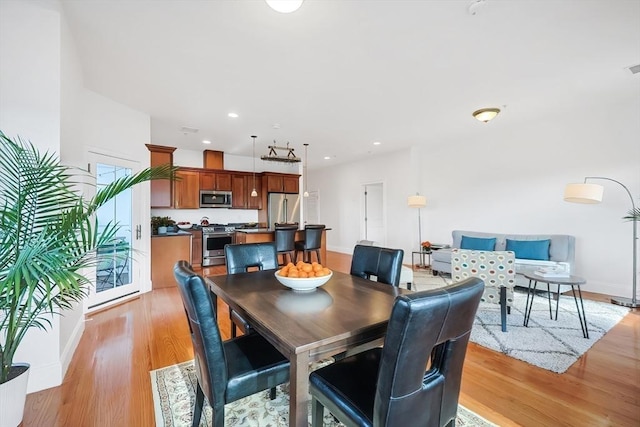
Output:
[407, 195, 427, 208]
[563, 183, 604, 204]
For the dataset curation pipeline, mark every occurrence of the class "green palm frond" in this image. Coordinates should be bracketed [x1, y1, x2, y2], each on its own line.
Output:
[0, 131, 175, 382]
[622, 207, 640, 221]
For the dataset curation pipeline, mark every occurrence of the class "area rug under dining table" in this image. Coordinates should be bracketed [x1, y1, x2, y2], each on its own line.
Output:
[151, 360, 497, 427]
[411, 270, 629, 373]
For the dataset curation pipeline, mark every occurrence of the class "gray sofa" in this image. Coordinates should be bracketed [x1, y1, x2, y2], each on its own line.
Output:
[432, 230, 575, 286]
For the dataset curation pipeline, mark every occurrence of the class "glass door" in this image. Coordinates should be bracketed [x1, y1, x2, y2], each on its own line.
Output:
[86, 153, 142, 309]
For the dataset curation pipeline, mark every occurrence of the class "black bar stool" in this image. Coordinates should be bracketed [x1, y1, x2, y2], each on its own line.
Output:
[274, 223, 298, 266]
[294, 224, 325, 264]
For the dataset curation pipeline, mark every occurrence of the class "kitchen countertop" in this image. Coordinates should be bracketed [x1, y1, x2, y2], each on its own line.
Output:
[235, 228, 277, 234]
[235, 228, 331, 234]
[151, 231, 192, 237]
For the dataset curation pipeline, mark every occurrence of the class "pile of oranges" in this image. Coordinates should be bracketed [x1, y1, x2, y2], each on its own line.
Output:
[277, 261, 331, 278]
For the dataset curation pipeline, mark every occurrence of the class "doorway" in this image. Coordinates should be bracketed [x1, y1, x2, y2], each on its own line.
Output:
[86, 153, 143, 310]
[361, 182, 385, 246]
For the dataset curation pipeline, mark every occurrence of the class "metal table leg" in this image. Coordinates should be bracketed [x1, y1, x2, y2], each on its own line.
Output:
[546, 282, 554, 319]
[571, 285, 589, 338]
[555, 283, 561, 320]
[524, 279, 537, 327]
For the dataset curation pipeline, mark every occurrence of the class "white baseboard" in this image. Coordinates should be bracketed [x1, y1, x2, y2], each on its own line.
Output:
[327, 245, 353, 255]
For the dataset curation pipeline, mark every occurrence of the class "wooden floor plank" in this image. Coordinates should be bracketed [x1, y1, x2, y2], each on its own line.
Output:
[22, 252, 639, 426]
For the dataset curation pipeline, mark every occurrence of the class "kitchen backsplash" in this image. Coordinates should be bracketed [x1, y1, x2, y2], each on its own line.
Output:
[150, 208, 259, 226]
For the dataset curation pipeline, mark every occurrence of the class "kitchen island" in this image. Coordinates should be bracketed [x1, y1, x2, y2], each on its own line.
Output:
[235, 227, 329, 264]
[151, 231, 192, 289]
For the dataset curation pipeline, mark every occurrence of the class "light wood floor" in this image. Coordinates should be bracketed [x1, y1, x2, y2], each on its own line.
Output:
[23, 251, 639, 426]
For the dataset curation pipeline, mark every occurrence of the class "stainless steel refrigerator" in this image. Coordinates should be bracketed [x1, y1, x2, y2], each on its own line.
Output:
[268, 193, 300, 229]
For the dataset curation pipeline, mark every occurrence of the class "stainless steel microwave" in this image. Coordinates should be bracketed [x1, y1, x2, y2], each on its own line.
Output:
[200, 190, 232, 208]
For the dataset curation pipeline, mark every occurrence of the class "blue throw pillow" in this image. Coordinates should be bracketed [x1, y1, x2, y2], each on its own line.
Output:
[506, 239, 550, 261]
[460, 235, 496, 251]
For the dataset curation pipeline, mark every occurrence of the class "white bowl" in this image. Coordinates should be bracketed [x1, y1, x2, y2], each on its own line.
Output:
[275, 270, 333, 292]
[177, 223, 192, 230]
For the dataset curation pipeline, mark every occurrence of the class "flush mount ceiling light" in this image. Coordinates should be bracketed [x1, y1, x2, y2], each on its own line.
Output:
[265, 0, 304, 13]
[472, 108, 501, 123]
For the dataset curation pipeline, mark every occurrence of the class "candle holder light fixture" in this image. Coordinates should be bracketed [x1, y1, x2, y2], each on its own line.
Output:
[250, 135, 258, 197]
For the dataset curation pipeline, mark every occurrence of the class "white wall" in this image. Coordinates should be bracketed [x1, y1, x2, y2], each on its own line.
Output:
[58, 2, 86, 389]
[1, 0, 157, 393]
[0, 0, 68, 393]
[309, 97, 640, 299]
[309, 149, 414, 254]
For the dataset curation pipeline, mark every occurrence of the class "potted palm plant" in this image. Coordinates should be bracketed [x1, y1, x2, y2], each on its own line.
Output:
[623, 208, 640, 222]
[0, 131, 174, 427]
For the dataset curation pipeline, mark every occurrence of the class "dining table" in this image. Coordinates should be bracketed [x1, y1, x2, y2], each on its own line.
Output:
[205, 269, 409, 427]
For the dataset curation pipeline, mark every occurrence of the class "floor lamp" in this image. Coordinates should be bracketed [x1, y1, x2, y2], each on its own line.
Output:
[564, 177, 638, 308]
[408, 194, 427, 266]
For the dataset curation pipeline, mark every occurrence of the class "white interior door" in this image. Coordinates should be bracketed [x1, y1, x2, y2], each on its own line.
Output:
[86, 153, 143, 310]
[362, 183, 385, 245]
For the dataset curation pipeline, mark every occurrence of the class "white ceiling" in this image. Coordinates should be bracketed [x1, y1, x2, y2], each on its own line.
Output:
[62, 0, 640, 169]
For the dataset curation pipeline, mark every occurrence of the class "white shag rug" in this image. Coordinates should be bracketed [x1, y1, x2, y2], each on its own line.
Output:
[150, 360, 496, 427]
[411, 270, 629, 373]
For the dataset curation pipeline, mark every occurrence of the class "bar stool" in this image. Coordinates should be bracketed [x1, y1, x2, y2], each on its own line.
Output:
[294, 224, 325, 264]
[274, 224, 298, 266]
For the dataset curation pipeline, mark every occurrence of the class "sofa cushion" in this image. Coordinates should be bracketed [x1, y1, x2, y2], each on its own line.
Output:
[460, 235, 496, 251]
[505, 239, 550, 261]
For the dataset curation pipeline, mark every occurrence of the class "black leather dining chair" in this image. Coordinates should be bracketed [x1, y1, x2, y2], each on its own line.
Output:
[350, 244, 404, 287]
[309, 277, 485, 427]
[173, 261, 290, 427]
[274, 224, 298, 266]
[294, 224, 326, 264]
[224, 242, 278, 338]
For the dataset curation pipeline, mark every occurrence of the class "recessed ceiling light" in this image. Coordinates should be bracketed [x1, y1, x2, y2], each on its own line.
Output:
[324, 156, 331, 160]
[265, 0, 304, 13]
[373, 141, 381, 146]
[202, 140, 211, 144]
[228, 113, 239, 118]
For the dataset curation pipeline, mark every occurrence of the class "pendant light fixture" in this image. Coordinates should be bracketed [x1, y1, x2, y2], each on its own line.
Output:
[250, 135, 258, 197]
[303, 143, 309, 197]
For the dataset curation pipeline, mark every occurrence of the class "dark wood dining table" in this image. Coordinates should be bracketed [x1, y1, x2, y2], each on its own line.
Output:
[205, 269, 409, 427]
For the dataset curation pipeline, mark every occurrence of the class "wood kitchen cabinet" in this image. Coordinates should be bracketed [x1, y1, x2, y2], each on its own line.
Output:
[203, 150, 224, 169]
[151, 234, 191, 289]
[146, 144, 175, 208]
[173, 168, 199, 209]
[263, 172, 300, 194]
[186, 228, 203, 268]
[200, 171, 232, 191]
[231, 173, 263, 209]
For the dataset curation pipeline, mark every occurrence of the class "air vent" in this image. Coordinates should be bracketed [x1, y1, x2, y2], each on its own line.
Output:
[180, 126, 199, 134]
[628, 64, 640, 75]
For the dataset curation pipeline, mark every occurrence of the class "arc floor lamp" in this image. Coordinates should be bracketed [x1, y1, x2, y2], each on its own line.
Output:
[564, 177, 638, 308]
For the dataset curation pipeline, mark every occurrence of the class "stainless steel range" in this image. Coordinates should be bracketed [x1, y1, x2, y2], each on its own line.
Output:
[202, 225, 236, 266]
